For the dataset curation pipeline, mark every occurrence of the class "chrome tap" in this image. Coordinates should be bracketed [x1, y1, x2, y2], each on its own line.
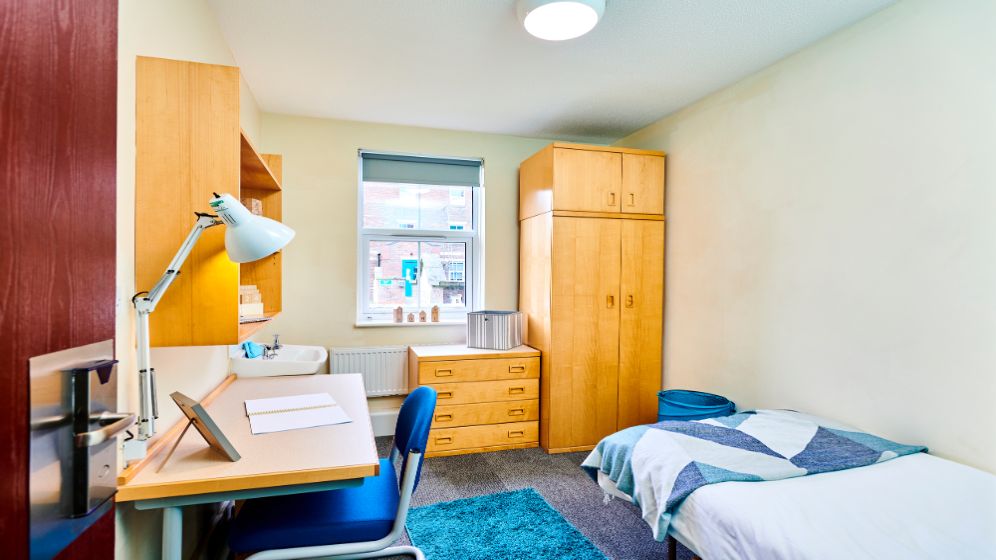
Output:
[262, 334, 281, 360]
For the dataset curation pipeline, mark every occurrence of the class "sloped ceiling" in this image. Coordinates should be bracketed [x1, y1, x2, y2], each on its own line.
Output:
[209, 0, 894, 142]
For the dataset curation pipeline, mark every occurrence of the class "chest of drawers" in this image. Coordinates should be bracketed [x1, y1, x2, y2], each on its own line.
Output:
[408, 344, 541, 457]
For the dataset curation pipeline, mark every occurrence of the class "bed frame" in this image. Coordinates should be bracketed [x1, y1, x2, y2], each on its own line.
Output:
[667, 535, 701, 560]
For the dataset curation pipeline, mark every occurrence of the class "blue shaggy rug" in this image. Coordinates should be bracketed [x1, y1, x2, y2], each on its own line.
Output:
[406, 488, 607, 560]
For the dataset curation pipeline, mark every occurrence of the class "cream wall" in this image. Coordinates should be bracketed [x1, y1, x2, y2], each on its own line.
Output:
[252, 114, 552, 348]
[617, 0, 996, 472]
[116, 1, 260, 558]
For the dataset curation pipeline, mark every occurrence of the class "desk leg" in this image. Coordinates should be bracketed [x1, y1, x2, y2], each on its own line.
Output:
[162, 506, 183, 560]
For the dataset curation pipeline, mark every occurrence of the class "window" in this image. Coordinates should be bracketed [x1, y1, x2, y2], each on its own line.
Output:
[357, 151, 483, 323]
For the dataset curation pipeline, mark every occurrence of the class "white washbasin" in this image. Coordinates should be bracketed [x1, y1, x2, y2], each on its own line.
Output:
[230, 345, 329, 377]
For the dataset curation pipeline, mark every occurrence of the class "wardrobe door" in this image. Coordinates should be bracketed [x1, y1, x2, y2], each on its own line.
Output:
[549, 217, 621, 450]
[553, 148, 622, 213]
[621, 153, 665, 215]
[618, 219, 665, 428]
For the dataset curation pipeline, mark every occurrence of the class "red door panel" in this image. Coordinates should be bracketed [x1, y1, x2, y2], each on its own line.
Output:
[0, 0, 117, 557]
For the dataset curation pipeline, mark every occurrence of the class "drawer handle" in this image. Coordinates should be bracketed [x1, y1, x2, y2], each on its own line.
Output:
[508, 408, 525, 416]
[435, 414, 453, 422]
[508, 364, 526, 373]
[627, 192, 636, 206]
[435, 368, 453, 377]
[608, 192, 616, 206]
[508, 430, 525, 438]
[435, 436, 453, 445]
[438, 391, 454, 399]
[508, 386, 526, 395]
[606, 295, 615, 309]
[626, 294, 634, 308]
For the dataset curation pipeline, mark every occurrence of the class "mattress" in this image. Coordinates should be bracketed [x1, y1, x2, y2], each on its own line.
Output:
[598, 453, 996, 560]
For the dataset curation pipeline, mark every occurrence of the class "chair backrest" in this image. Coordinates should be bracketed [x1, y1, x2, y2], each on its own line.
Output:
[394, 386, 437, 492]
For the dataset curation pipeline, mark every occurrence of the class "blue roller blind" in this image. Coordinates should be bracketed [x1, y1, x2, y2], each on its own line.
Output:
[361, 151, 482, 187]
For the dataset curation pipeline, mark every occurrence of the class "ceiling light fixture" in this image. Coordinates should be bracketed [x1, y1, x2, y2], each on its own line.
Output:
[517, 0, 606, 41]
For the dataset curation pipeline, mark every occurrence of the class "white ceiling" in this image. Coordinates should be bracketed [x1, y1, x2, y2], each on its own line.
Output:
[209, 0, 894, 143]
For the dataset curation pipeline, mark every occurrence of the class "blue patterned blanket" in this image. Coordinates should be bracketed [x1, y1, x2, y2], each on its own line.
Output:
[581, 409, 925, 540]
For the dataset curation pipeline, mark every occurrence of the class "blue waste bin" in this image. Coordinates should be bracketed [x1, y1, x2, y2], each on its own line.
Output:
[658, 390, 735, 422]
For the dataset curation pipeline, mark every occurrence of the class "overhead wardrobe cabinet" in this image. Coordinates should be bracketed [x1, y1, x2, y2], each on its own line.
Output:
[519, 143, 665, 453]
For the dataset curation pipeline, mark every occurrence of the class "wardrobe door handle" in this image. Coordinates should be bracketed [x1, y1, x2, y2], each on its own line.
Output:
[606, 295, 615, 308]
[435, 414, 453, 422]
[435, 368, 453, 377]
[628, 192, 636, 206]
[626, 294, 634, 308]
[508, 386, 526, 395]
[508, 364, 526, 374]
[435, 436, 453, 445]
[508, 430, 525, 438]
[608, 192, 616, 206]
[438, 391, 453, 399]
[508, 408, 526, 417]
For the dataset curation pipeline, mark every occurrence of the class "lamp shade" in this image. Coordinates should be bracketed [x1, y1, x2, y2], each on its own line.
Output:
[209, 194, 295, 263]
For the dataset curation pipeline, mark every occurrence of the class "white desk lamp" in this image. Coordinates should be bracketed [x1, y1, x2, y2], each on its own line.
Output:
[125, 193, 294, 458]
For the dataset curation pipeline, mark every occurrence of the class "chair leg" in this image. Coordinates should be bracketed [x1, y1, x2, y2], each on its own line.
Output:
[325, 545, 425, 560]
[667, 535, 677, 560]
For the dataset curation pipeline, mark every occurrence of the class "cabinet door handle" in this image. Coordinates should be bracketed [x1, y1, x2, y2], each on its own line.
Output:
[435, 436, 453, 445]
[608, 192, 616, 206]
[606, 295, 615, 308]
[435, 368, 453, 377]
[508, 364, 526, 373]
[435, 414, 453, 422]
[508, 386, 526, 395]
[438, 391, 453, 399]
[626, 294, 634, 308]
[508, 430, 525, 438]
[508, 408, 525, 416]
[628, 192, 636, 206]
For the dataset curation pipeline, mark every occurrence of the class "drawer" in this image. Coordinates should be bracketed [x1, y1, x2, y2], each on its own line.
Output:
[432, 400, 539, 429]
[418, 357, 539, 384]
[425, 379, 539, 405]
[428, 421, 538, 453]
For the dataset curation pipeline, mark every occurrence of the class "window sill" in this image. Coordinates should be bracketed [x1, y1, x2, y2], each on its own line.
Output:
[354, 320, 466, 328]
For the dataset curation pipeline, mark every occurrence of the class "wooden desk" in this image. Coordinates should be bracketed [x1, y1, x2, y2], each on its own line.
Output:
[117, 373, 379, 560]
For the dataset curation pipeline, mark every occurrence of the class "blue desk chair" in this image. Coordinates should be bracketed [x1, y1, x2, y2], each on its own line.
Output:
[229, 386, 437, 560]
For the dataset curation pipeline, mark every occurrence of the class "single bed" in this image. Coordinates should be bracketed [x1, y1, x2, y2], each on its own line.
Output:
[586, 411, 996, 560]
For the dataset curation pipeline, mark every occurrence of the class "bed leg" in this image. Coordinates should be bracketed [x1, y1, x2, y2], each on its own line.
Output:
[667, 535, 677, 560]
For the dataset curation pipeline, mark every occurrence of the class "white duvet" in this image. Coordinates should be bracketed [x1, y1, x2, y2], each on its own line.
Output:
[600, 452, 996, 559]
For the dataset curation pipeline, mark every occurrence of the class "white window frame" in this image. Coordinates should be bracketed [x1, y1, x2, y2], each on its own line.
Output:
[356, 149, 484, 325]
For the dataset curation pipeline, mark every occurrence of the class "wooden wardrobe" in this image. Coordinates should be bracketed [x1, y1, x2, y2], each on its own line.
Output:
[519, 143, 666, 453]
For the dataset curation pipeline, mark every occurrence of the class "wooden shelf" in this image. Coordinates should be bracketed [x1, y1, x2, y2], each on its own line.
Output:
[238, 312, 279, 342]
[240, 129, 281, 191]
[136, 58, 286, 347]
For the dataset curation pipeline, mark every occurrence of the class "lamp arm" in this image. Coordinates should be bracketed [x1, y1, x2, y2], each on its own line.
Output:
[132, 213, 222, 442]
[142, 213, 222, 311]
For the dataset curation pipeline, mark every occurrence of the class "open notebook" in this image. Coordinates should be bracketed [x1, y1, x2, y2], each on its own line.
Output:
[244, 392, 352, 435]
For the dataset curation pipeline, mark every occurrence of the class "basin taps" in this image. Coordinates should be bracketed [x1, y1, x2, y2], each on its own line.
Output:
[272, 334, 282, 351]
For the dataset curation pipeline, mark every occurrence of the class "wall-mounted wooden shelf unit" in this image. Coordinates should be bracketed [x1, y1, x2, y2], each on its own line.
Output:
[136, 57, 284, 347]
[240, 130, 281, 191]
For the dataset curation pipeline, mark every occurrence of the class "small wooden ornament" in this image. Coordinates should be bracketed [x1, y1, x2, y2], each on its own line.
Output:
[393, 306, 403, 323]
[407, 312, 415, 323]
[419, 310, 427, 322]
[431, 305, 440, 322]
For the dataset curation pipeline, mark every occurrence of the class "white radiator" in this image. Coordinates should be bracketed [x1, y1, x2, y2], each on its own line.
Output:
[330, 346, 408, 397]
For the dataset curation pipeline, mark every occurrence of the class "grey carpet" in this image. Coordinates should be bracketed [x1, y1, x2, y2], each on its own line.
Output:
[378, 437, 693, 560]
